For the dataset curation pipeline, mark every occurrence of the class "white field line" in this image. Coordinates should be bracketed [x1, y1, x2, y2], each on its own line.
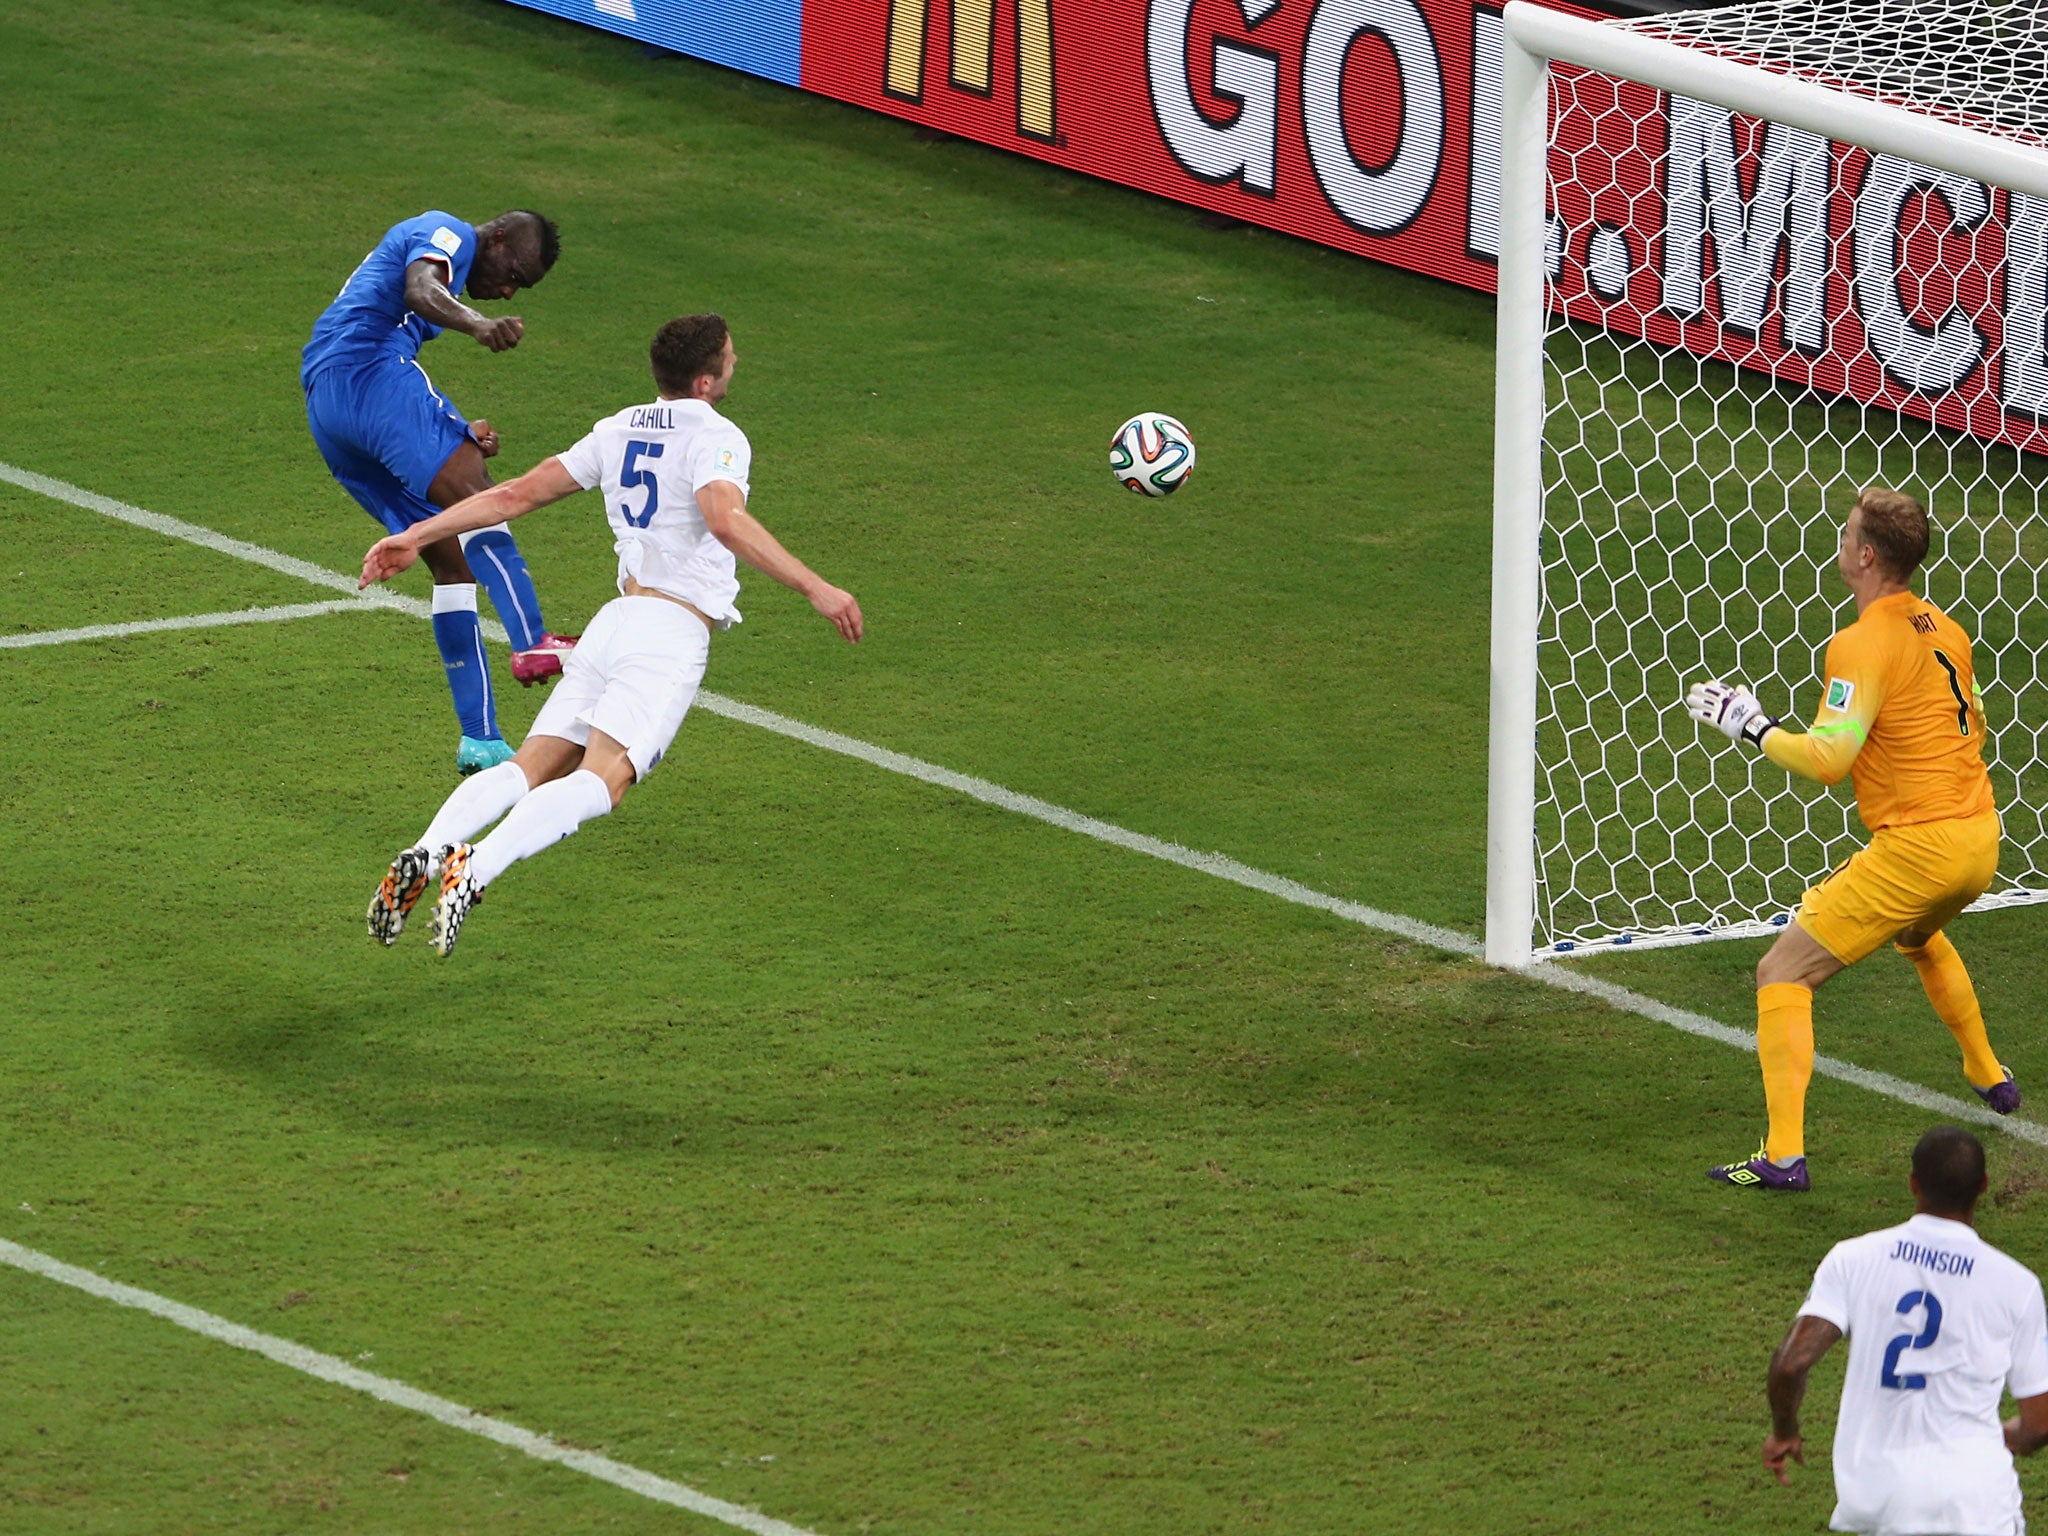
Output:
[704, 697, 2048, 1146]
[1, 600, 374, 650]
[9, 457, 2034, 1143]
[0, 460, 498, 637]
[0, 1240, 823, 1536]
[7, 458, 2045, 1520]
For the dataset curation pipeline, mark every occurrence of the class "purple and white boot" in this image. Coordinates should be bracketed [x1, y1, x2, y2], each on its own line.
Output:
[1707, 1147, 1811, 1192]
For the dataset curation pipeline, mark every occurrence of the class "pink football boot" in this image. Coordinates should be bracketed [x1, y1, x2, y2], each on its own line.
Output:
[510, 632, 579, 687]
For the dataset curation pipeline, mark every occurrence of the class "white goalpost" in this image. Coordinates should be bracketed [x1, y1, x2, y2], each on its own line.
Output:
[1488, 0, 2048, 966]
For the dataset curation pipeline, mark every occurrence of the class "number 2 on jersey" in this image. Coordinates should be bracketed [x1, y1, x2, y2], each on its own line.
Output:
[1880, 1289, 1943, 1390]
[620, 440, 664, 528]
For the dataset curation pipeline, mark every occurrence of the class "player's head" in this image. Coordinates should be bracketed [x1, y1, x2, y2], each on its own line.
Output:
[469, 210, 561, 301]
[1841, 486, 1929, 586]
[651, 314, 736, 404]
[1910, 1125, 1988, 1218]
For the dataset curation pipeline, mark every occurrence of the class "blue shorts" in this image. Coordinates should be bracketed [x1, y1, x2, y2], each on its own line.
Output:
[305, 355, 471, 534]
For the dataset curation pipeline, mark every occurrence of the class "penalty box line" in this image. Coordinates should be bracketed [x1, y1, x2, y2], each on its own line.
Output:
[0, 1238, 823, 1536]
[1, 600, 373, 650]
[710, 699, 2048, 1149]
[8, 455, 2040, 1148]
[0, 459, 483, 636]
[5, 456, 2044, 1527]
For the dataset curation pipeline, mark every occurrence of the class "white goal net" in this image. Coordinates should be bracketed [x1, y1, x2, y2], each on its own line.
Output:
[1488, 0, 2048, 962]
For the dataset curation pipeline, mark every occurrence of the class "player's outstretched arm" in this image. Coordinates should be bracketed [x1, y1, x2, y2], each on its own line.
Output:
[1762, 1314, 1840, 1486]
[1762, 721, 1865, 785]
[360, 457, 581, 588]
[697, 480, 863, 644]
[1683, 678, 1864, 785]
[403, 257, 523, 352]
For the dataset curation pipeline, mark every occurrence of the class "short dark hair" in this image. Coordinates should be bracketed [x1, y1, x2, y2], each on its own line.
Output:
[1855, 486, 1930, 578]
[508, 209, 561, 275]
[651, 314, 729, 395]
[1913, 1126, 1987, 1215]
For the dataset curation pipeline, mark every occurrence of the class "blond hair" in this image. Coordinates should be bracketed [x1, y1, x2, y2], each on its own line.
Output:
[1854, 486, 1929, 578]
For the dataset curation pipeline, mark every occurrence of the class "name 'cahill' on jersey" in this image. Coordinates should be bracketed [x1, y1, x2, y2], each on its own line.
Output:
[554, 398, 752, 627]
[1800, 1213, 2048, 1534]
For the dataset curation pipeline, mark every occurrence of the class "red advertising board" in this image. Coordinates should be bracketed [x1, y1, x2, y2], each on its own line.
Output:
[507, 0, 2048, 461]
[800, 0, 1545, 292]
[793, 0, 2048, 462]
[1546, 68, 2048, 460]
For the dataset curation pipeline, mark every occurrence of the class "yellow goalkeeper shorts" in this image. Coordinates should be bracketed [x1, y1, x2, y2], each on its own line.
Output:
[1795, 809, 2002, 965]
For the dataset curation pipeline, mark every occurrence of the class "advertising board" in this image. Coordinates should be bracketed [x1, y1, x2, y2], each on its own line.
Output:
[506, 0, 2048, 461]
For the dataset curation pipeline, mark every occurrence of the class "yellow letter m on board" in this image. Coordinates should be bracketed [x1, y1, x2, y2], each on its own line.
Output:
[884, 0, 1056, 143]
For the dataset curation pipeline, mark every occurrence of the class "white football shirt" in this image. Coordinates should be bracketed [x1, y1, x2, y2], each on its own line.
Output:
[1800, 1213, 2048, 1535]
[554, 397, 752, 626]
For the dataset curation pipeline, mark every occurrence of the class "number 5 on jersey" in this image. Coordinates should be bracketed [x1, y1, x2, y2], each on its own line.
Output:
[620, 439, 663, 527]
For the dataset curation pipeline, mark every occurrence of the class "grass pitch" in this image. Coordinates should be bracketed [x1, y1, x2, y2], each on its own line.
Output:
[4, 2, 2048, 1533]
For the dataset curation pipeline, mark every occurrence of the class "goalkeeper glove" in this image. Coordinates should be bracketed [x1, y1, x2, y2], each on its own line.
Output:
[1686, 679, 1779, 747]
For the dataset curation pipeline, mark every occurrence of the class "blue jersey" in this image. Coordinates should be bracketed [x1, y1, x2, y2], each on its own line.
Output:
[301, 212, 477, 387]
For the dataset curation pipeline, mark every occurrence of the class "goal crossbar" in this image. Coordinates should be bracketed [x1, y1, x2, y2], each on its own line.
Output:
[1503, 3, 2048, 202]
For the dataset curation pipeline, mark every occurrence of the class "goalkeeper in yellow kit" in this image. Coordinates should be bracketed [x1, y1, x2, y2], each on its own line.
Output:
[1684, 487, 2015, 1193]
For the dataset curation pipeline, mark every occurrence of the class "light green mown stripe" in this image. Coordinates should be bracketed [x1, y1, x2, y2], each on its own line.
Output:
[11, 455, 2041, 1150]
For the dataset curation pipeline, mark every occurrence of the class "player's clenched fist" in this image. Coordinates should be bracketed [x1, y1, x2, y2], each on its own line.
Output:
[1685, 678, 1779, 746]
[474, 315, 525, 352]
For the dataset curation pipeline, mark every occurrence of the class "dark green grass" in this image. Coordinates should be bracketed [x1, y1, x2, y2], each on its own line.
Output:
[0, 483, 320, 634]
[5, 1269, 664, 1532]
[0, 0, 1494, 929]
[13, 618, 2048, 1536]
[6, 1, 2048, 1533]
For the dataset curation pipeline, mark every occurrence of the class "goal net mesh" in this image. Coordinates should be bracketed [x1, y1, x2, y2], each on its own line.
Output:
[1534, 0, 2048, 955]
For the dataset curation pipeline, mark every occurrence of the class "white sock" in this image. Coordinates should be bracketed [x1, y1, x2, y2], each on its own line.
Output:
[418, 761, 530, 862]
[469, 768, 613, 887]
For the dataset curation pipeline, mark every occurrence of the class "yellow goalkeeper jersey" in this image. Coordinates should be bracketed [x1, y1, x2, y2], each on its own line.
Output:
[1764, 591, 1995, 831]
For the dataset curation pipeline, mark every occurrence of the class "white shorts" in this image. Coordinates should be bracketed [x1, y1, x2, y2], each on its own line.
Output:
[525, 595, 708, 780]
[1833, 1442, 2024, 1535]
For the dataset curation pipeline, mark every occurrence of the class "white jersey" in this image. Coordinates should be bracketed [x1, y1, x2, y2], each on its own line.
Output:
[554, 397, 752, 626]
[1800, 1213, 2048, 1535]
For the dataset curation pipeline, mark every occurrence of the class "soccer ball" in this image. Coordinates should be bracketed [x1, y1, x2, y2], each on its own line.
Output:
[1110, 412, 1196, 497]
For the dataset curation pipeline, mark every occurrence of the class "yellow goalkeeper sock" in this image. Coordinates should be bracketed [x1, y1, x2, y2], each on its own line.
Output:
[1898, 932, 2004, 1089]
[1758, 983, 1815, 1163]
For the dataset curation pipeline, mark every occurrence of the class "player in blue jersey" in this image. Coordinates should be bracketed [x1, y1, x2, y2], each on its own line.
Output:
[303, 209, 576, 775]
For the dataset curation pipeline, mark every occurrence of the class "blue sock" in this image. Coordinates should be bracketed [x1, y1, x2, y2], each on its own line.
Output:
[431, 583, 498, 740]
[461, 528, 546, 651]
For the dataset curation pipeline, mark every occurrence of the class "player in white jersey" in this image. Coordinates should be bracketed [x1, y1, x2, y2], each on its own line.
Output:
[1764, 1127, 2048, 1534]
[355, 314, 862, 956]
